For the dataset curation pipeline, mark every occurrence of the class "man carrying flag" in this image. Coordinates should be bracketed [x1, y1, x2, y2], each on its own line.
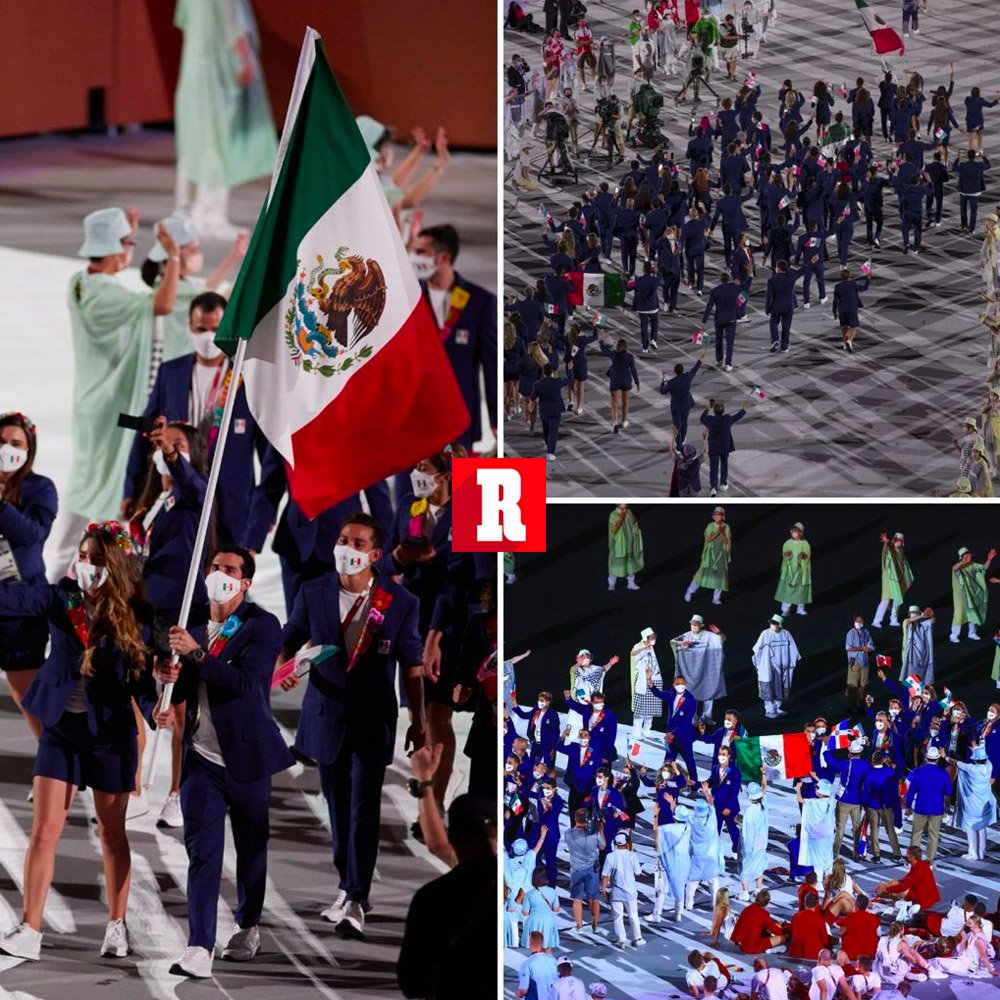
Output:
[853, 0, 905, 56]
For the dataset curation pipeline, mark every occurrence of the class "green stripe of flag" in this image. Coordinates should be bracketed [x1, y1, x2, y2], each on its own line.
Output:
[734, 736, 763, 783]
[215, 38, 371, 355]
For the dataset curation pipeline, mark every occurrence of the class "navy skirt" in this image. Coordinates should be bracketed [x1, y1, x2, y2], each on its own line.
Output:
[35, 711, 137, 793]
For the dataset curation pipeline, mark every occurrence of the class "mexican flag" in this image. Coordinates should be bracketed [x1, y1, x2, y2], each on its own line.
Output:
[734, 732, 812, 784]
[579, 272, 625, 309]
[214, 29, 468, 517]
[854, 0, 905, 55]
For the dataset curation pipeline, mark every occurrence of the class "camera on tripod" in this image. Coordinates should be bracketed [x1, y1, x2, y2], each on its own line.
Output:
[595, 96, 620, 126]
[632, 83, 667, 148]
[542, 107, 571, 144]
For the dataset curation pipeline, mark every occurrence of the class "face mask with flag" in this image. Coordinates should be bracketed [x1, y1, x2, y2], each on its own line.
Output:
[734, 732, 811, 784]
[211, 29, 468, 518]
[876, 654, 892, 668]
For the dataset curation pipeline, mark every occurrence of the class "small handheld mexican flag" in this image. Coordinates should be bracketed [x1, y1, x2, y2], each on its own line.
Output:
[692, 328, 707, 345]
[860, 259, 873, 276]
[778, 194, 794, 212]
[853, 0, 905, 55]
[750, 385, 766, 400]
[904, 674, 923, 695]
[876, 654, 892, 668]
[584, 273, 626, 309]
[939, 687, 954, 711]
[734, 732, 812, 784]
[933, 126, 947, 142]
[509, 793, 525, 816]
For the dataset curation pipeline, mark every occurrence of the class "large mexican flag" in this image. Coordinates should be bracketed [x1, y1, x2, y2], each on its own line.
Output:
[215, 29, 468, 517]
[734, 732, 812, 784]
[854, 0, 905, 55]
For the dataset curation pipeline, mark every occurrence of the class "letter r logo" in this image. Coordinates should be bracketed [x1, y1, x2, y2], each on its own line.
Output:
[451, 458, 546, 553]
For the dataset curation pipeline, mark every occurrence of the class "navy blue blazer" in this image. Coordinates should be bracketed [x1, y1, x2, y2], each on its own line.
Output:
[630, 273, 662, 311]
[0, 579, 159, 738]
[530, 375, 570, 419]
[136, 452, 208, 615]
[765, 269, 803, 314]
[420, 274, 498, 447]
[123, 354, 265, 546]
[244, 444, 392, 566]
[281, 574, 423, 766]
[512, 705, 560, 758]
[700, 409, 745, 456]
[0, 472, 58, 666]
[660, 360, 701, 416]
[702, 283, 740, 325]
[708, 762, 742, 814]
[170, 601, 293, 783]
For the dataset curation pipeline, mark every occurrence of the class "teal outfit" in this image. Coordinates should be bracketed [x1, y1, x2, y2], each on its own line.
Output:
[952, 562, 988, 625]
[608, 508, 645, 577]
[174, 0, 277, 190]
[520, 887, 560, 949]
[66, 271, 155, 519]
[774, 538, 812, 605]
[695, 522, 732, 591]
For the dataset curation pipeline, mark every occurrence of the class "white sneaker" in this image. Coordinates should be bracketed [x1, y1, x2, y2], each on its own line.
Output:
[724, 364, 733, 372]
[170, 945, 214, 978]
[0, 922, 42, 961]
[100, 918, 131, 958]
[721, 483, 730, 491]
[126, 791, 149, 821]
[336, 900, 366, 940]
[221, 924, 260, 961]
[820, 296, 828, 304]
[626, 581, 640, 590]
[547, 453, 557, 461]
[650, 340, 658, 349]
[321, 890, 349, 923]
[803, 302, 811, 309]
[647, 913, 661, 923]
[621, 420, 630, 429]
[906, 971, 928, 982]
[157, 791, 183, 828]
[27, 788, 33, 803]
[969, 631, 981, 640]
[632, 937, 646, 946]
[738, 890, 750, 901]
[927, 968, 946, 980]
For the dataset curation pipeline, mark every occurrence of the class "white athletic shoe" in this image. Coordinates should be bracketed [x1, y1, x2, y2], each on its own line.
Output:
[927, 968, 946, 980]
[632, 937, 646, 947]
[337, 901, 366, 940]
[647, 913, 661, 924]
[738, 890, 751, 902]
[0, 922, 42, 961]
[100, 918, 131, 958]
[157, 791, 183, 829]
[321, 890, 349, 923]
[803, 302, 811, 309]
[221, 925, 261, 961]
[906, 971, 928, 982]
[126, 791, 149, 821]
[724, 364, 733, 372]
[170, 945, 214, 978]
[621, 420, 630, 429]
[547, 453, 557, 461]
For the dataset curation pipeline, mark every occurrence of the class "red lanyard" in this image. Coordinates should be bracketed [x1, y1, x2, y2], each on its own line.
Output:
[341, 593, 366, 630]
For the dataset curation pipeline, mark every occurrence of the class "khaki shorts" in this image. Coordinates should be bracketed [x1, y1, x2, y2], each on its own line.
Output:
[846, 659, 869, 688]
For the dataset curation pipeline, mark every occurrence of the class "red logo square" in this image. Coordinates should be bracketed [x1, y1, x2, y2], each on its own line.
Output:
[451, 458, 546, 552]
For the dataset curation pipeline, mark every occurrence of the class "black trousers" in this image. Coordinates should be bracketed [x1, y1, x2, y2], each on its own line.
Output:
[865, 207, 884, 244]
[541, 414, 561, 455]
[662, 271, 679, 309]
[960, 194, 980, 231]
[639, 312, 659, 348]
[686, 253, 705, 290]
[769, 310, 793, 349]
[709, 453, 730, 489]
[925, 187, 943, 223]
[714, 321, 736, 365]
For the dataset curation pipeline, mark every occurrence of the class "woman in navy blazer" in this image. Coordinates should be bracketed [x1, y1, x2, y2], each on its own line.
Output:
[0, 522, 161, 962]
[129, 418, 210, 824]
[0, 412, 58, 740]
[155, 544, 293, 977]
[597, 333, 640, 434]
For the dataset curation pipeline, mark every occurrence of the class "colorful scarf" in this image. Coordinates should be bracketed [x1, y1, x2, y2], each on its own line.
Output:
[346, 586, 394, 672]
[65, 589, 89, 649]
[208, 613, 243, 657]
[206, 367, 239, 451]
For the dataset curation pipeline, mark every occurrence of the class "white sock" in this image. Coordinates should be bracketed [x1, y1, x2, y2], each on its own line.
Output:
[608, 574, 617, 590]
[780, 603, 791, 614]
[685, 580, 698, 600]
[627, 574, 638, 588]
[873, 599, 889, 625]
[712, 588, 722, 602]
[797, 604, 807, 613]
[685, 882, 697, 909]
[969, 624, 980, 638]
[888, 600, 900, 624]
[978, 828, 987, 858]
[950, 625, 961, 641]
[968, 830, 978, 856]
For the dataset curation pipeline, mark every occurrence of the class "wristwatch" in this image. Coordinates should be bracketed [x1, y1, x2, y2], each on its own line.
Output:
[190, 647, 207, 664]
[406, 778, 434, 798]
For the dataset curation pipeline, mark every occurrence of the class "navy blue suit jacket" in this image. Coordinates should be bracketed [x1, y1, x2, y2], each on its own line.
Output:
[700, 409, 746, 455]
[0, 579, 159, 738]
[0, 473, 58, 665]
[244, 444, 392, 566]
[420, 275, 497, 447]
[123, 354, 265, 546]
[170, 601, 294, 783]
[281, 574, 423, 766]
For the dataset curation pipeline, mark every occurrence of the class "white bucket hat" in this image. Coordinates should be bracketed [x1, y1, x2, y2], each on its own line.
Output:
[147, 213, 199, 262]
[78, 207, 131, 258]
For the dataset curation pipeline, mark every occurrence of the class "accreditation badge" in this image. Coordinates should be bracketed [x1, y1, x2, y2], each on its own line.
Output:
[379, 639, 391, 655]
[455, 329, 470, 346]
[0, 537, 20, 582]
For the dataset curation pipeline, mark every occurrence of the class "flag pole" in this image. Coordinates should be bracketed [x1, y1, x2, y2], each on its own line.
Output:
[143, 337, 250, 787]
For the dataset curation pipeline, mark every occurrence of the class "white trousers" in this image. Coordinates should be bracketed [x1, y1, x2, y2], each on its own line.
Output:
[611, 898, 641, 942]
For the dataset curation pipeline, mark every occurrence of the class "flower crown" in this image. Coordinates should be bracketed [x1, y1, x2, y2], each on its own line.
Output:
[85, 520, 136, 556]
[0, 411, 36, 437]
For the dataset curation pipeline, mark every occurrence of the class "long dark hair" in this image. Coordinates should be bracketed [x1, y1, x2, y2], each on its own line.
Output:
[0, 412, 36, 506]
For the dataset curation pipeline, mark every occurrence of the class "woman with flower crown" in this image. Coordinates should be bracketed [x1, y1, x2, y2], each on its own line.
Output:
[387, 443, 471, 827]
[0, 520, 164, 962]
[0, 412, 57, 743]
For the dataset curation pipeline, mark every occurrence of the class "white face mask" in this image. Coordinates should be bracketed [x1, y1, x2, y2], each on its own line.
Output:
[989, 711, 997, 721]
[0, 443, 27, 473]
[579, 737, 589, 745]
[153, 448, 190, 478]
[816, 726, 827, 736]
[334, 544, 370, 576]
[930, 729, 940, 737]
[537, 700, 549, 711]
[409, 253, 437, 281]
[75, 561, 108, 592]
[855, 622, 864, 629]
[596, 777, 607, 787]
[543, 788, 555, 798]
[952, 712, 962, 722]
[205, 570, 242, 604]
[718, 755, 728, 765]
[190, 331, 223, 361]
[723, 718, 734, 729]
[875, 720, 885, 731]
[533, 770, 545, 780]
[660, 769, 670, 779]
[410, 469, 438, 498]
[505, 763, 514, 772]
[889, 708, 900, 716]
[674, 686, 685, 696]
[591, 701, 604, 711]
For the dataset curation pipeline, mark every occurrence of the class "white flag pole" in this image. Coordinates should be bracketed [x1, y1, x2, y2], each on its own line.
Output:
[143, 337, 249, 788]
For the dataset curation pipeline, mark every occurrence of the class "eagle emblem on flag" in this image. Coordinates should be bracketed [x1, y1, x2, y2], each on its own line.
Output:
[285, 250, 384, 376]
[763, 747, 783, 769]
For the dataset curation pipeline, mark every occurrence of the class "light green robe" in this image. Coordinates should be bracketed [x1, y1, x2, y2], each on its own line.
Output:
[880, 544, 913, 602]
[66, 272, 155, 519]
[694, 522, 732, 591]
[775, 538, 812, 605]
[953, 563, 988, 626]
[174, 0, 277, 189]
[608, 509, 644, 577]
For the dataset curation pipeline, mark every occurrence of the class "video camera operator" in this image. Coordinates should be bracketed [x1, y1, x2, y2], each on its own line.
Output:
[539, 101, 575, 176]
[627, 80, 668, 148]
[676, 32, 719, 105]
[592, 93, 625, 163]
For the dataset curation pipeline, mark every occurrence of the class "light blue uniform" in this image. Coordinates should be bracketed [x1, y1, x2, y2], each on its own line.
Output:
[799, 794, 836, 871]
[688, 800, 725, 881]
[739, 798, 769, 884]
[518, 951, 559, 1000]
[659, 819, 692, 903]
[520, 887, 560, 949]
[505, 845, 535, 901]
[955, 760, 997, 831]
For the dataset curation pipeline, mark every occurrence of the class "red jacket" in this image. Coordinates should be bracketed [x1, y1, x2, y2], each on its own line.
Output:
[684, 0, 701, 26]
[731, 903, 783, 954]
[788, 908, 829, 959]
[888, 860, 940, 909]
[837, 910, 881, 960]
[798, 881, 819, 910]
